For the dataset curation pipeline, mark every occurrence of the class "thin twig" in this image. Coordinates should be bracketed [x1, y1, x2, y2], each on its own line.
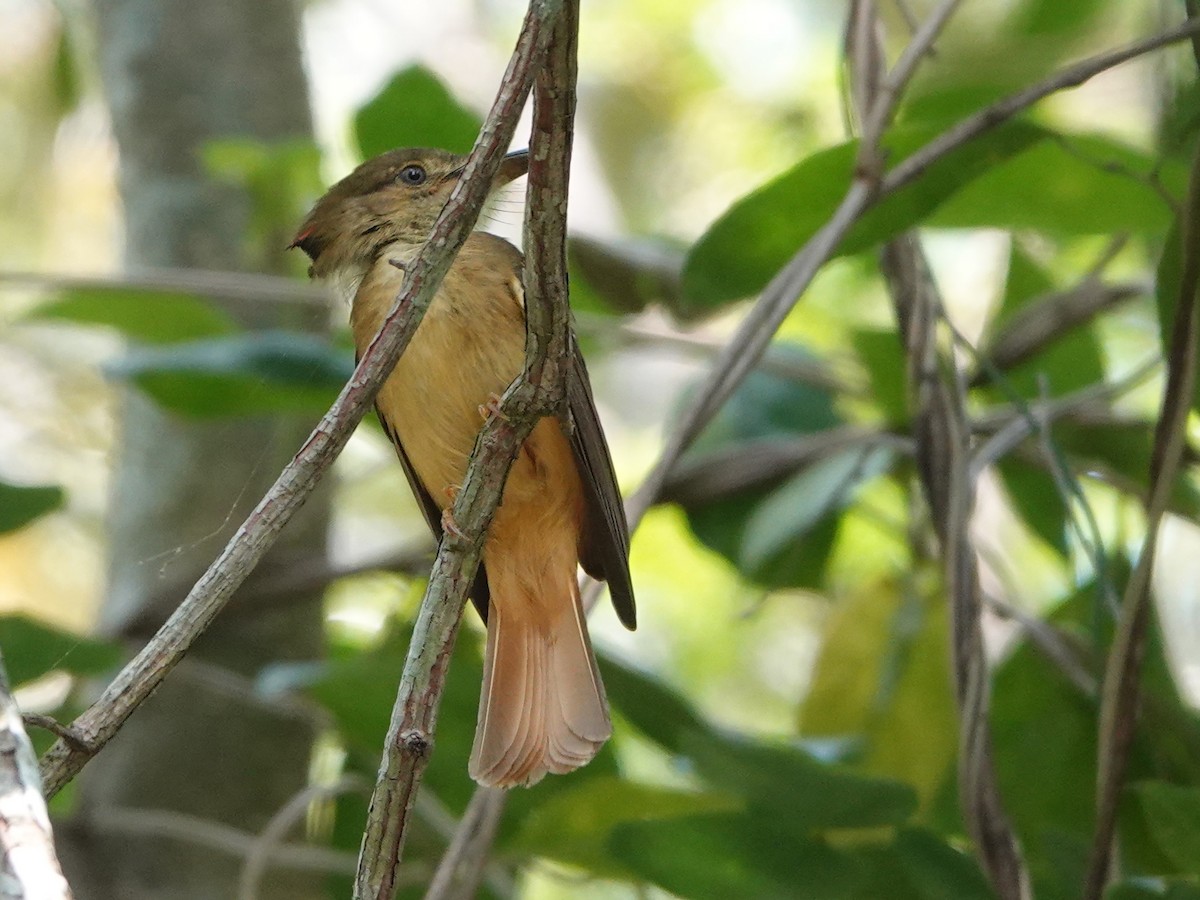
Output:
[858, 0, 964, 155]
[36, 0, 547, 802]
[968, 357, 1159, 478]
[80, 807, 361, 878]
[352, 2, 577, 896]
[423, 788, 508, 900]
[883, 18, 1200, 193]
[0, 268, 328, 309]
[238, 777, 368, 900]
[1082, 131, 1200, 900]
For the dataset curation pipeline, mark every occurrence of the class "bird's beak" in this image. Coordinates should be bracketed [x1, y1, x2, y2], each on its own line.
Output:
[495, 149, 529, 188]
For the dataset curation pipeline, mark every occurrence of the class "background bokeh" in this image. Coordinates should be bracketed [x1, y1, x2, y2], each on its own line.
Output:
[3, 0, 1200, 898]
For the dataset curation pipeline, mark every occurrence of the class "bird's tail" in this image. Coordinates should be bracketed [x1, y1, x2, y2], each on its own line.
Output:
[468, 575, 610, 788]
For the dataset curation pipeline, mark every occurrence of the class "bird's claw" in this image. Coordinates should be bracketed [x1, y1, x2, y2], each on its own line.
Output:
[478, 393, 508, 423]
[441, 508, 466, 540]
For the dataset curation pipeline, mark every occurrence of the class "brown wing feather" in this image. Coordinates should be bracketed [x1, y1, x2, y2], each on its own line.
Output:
[374, 402, 491, 622]
[567, 339, 636, 630]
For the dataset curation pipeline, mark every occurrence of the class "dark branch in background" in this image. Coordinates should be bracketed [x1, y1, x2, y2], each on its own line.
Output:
[352, 2, 577, 897]
[0, 651, 73, 899]
[1082, 137, 1200, 900]
[881, 236, 1030, 898]
[423, 786, 508, 900]
[36, 0, 551, 802]
[848, 4, 1026, 894]
[969, 280, 1145, 386]
[0, 268, 328, 309]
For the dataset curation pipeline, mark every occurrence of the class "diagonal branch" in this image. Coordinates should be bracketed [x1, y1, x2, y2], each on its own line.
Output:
[352, 1, 578, 897]
[37, 0, 553, 800]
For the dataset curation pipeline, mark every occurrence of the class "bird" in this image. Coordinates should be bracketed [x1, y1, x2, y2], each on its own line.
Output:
[290, 147, 635, 788]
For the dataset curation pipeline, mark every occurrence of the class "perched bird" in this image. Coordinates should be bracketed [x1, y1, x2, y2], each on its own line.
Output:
[290, 148, 635, 788]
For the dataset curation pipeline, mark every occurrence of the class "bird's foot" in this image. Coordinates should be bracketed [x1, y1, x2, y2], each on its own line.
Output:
[441, 507, 466, 540]
[478, 392, 509, 423]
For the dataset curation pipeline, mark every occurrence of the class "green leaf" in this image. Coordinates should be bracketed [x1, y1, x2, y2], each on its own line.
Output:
[682, 121, 1046, 311]
[1052, 419, 1200, 522]
[928, 135, 1181, 236]
[1131, 782, 1200, 876]
[0, 615, 121, 686]
[980, 244, 1105, 398]
[892, 827, 995, 900]
[1009, 0, 1111, 39]
[107, 331, 352, 417]
[0, 482, 64, 534]
[301, 621, 488, 816]
[52, 25, 82, 114]
[601, 655, 917, 833]
[686, 732, 917, 833]
[30, 290, 239, 344]
[354, 66, 482, 159]
[997, 457, 1068, 555]
[598, 653, 707, 755]
[851, 329, 908, 423]
[1107, 881, 1200, 900]
[506, 777, 740, 877]
[678, 350, 857, 589]
[739, 444, 893, 571]
[610, 813, 865, 900]
[1155, 213, 1200, 416]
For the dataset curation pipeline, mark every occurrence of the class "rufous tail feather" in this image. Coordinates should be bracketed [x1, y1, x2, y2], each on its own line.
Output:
[468, 578, 610, 788]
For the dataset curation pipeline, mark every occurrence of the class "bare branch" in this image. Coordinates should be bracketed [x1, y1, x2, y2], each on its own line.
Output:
[352, 1, 577, 896]
[0, 268, 328, 309]
[80, 807, 361, 878]
[238, 777, 368, 900]
[423, 788, 508, 900]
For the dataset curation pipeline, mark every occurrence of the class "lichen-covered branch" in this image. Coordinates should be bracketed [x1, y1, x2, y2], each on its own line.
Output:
[0, 653, 73, 899]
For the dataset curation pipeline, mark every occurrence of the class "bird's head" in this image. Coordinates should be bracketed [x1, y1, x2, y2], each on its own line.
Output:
[289, 147, 529, 278]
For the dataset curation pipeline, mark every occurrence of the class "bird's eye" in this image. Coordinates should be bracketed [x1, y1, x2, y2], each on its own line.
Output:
[397, 164, 427, 186]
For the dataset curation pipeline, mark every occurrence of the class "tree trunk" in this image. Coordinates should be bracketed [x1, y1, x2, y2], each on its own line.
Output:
[58, 1, 331, 897]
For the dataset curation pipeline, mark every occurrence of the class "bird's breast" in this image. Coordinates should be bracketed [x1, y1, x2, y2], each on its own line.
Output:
[346, 241, 527, 502]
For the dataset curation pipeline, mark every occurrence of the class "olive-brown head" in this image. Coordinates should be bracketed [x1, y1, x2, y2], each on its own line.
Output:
[289, 147, 529, 280]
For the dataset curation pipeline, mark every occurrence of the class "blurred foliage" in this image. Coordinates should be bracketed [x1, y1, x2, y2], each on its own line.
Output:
[354, 65, 482, 159]
[6, 0, 1200, 898]
[0, 481, 64, 534]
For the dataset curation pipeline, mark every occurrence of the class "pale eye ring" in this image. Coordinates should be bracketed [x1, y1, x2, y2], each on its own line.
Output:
[397, 164, 427, 186]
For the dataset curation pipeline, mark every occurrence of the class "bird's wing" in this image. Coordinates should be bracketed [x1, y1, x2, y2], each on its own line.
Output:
[369, 384, 492, 623]
[567, 337, 637, 630]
